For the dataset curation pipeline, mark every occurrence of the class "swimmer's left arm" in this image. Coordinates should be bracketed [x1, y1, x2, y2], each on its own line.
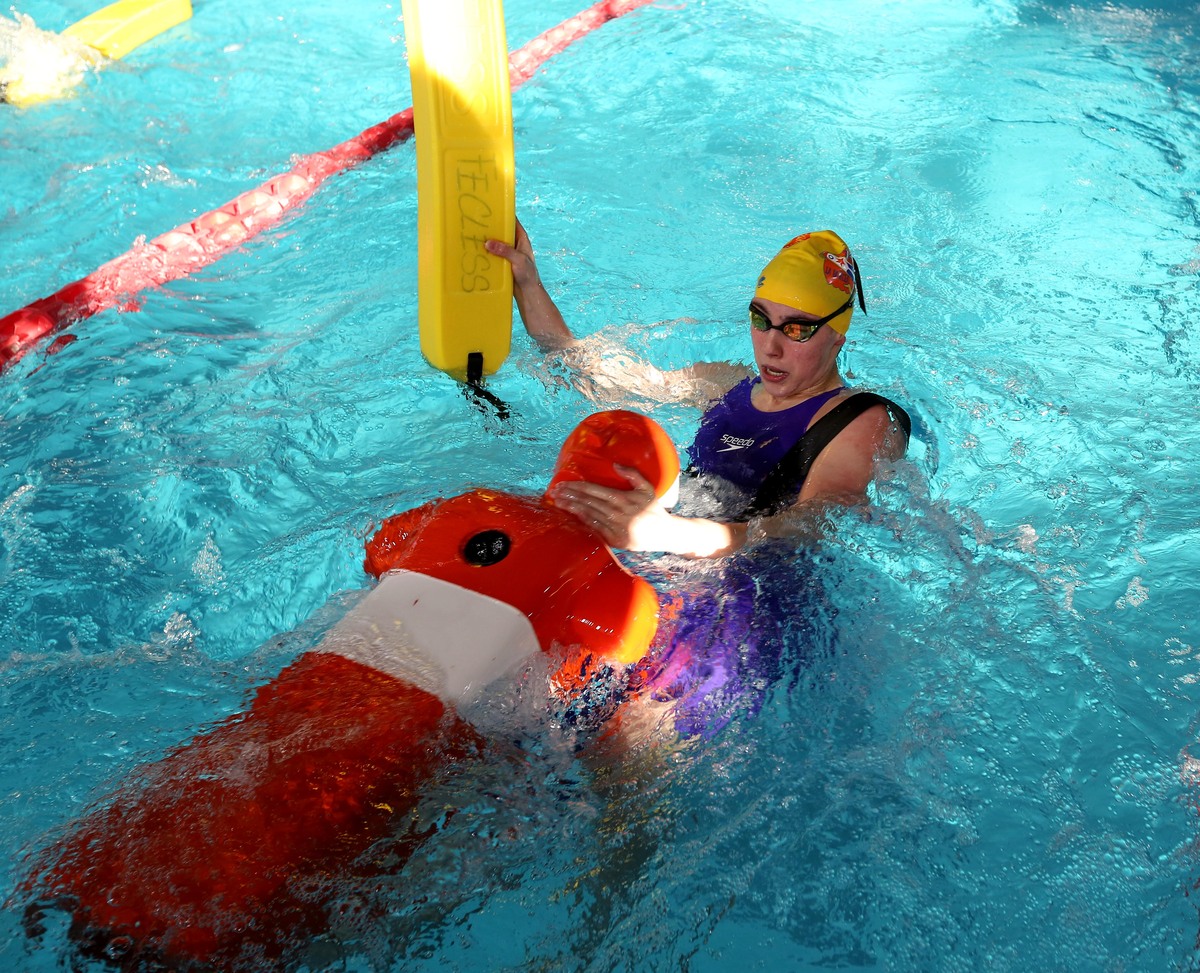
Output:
[742, 404, 909, 544]
[796, 402, 908, 505]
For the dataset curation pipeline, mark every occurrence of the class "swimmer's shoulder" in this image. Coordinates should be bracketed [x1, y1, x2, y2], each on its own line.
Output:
[817, 389, 910, 462]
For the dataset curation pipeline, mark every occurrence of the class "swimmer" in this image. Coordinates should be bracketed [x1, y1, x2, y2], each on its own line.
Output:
[486, 220, 911, 557]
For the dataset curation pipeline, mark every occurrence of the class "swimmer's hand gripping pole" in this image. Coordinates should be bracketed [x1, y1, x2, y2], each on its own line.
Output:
[401, 0, 516, 383]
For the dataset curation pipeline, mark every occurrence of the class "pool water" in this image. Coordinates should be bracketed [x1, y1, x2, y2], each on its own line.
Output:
[2, 0, 1199, 970]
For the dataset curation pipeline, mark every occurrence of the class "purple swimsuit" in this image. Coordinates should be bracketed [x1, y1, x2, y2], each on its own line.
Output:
[687, 378, 845, 494]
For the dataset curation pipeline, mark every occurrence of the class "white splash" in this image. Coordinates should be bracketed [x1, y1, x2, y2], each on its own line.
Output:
[0, 11, 106, 108]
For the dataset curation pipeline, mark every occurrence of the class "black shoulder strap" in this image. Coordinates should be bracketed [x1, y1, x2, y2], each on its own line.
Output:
[740, 392, 911, 519]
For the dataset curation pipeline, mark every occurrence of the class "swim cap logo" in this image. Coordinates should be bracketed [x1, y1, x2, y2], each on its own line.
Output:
[774, 235, 854, 294]
[823, 248, 854, 295]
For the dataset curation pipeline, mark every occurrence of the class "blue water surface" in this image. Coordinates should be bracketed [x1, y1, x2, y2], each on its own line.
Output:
[2, 0, 1199, 970]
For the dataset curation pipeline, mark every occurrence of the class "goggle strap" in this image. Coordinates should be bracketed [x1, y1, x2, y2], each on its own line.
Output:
[851, 256, 867, 314]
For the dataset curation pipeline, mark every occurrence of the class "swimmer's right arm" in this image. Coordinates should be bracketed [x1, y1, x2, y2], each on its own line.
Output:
[487, 220, 748, 406]
[485, 219, 577, 352]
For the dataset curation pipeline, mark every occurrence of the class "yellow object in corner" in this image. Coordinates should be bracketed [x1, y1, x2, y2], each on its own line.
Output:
[63, 0, 192, 61]
[401, 0, 516, 381]
[1, 0, 191, 107]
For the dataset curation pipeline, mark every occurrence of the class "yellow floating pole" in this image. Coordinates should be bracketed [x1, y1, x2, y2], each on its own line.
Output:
[63, 0, 193, 61]
[401, 0, 516, 382]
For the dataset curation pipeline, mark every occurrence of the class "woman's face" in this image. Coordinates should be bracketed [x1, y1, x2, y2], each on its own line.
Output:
[749, 297, 846, 404]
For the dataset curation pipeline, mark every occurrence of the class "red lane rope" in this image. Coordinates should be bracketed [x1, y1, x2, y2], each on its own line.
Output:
[0, 0, 657, 372]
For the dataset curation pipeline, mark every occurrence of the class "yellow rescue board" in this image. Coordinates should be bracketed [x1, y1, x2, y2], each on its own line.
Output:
[401, 0, 515, 381]
[63, 0, 193, 61]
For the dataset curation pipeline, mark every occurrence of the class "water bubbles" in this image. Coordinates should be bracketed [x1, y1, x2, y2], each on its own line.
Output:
[192, 534, 226, 594]
[1116, 575, 1150, 610]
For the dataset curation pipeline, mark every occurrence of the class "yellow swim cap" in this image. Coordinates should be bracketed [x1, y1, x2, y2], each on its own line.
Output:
[754, 230, 864, 335]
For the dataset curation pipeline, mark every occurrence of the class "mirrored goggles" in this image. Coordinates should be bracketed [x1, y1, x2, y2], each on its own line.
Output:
[748, 295, 853, 343]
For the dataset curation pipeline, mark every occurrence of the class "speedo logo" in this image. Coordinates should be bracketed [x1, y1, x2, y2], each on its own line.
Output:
[716, 434, 754, 452]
